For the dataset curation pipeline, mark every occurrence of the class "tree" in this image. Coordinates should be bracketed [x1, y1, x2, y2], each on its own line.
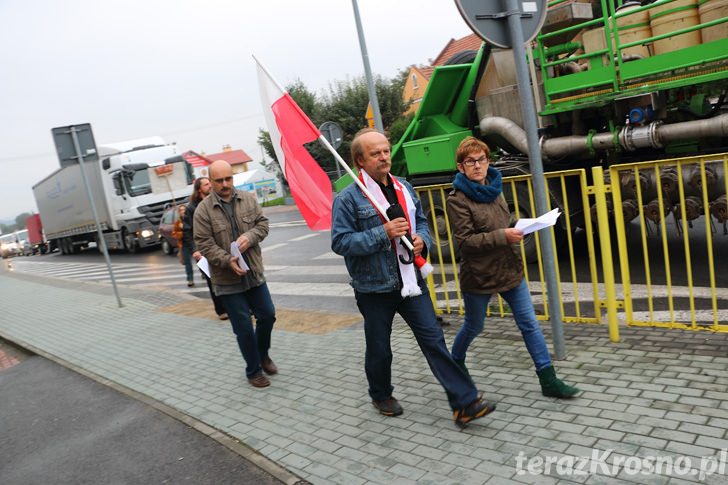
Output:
[15, 212, 32, 230]
[257, 129, 288, 193]
[318, 69, 411, 168]
[256, 71, 411, 181]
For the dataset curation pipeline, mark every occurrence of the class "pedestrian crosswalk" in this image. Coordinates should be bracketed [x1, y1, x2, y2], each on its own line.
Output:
[6, 257, 352, 298]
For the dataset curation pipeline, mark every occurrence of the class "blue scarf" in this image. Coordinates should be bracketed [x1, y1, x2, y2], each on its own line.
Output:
[453, 167, 502, 203]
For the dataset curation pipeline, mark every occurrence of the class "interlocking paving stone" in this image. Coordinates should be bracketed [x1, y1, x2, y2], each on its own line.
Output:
[3, 269, 728, 484]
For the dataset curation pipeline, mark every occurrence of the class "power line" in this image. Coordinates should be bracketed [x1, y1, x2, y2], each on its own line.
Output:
[0, 152, 54, 163]
[0, 112, 266, 164]
[160, 112, 263, 138]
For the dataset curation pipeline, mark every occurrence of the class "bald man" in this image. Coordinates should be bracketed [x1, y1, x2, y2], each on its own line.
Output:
[193, 160, 278, 388]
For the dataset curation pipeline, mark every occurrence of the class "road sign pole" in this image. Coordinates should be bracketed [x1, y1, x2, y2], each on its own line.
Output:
[352, 0, 383, 132]
[68, 126, 123, 308]
[504, 0, 565, 359]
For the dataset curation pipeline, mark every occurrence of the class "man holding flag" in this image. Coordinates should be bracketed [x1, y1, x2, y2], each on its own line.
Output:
[331, 129, 496, 428]
[255, 58, 494, 426]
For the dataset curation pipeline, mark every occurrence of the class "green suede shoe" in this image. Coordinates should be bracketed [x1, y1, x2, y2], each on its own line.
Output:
[537, 366, 580, 398]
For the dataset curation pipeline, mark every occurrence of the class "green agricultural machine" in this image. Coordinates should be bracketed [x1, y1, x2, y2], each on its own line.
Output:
[345, 0, 728, 261]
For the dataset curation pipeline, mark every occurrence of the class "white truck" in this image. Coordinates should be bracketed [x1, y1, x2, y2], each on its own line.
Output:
[32, 136, 193, 254]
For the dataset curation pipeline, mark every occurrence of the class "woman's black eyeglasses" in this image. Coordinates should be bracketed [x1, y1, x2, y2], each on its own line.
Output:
[461, 155, 489, 167]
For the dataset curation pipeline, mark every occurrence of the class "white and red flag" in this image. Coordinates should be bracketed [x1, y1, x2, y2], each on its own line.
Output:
[255, 59, 332, 231]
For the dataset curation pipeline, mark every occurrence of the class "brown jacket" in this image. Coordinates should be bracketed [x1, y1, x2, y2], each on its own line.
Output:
[446, 189, 524, 294]
[193, 189, 269, 286]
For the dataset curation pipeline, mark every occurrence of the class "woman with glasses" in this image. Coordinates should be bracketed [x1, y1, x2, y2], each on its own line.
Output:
[446, 136, 579, 399]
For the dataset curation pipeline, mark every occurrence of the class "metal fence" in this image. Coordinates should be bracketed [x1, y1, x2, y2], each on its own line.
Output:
[606, 153, 728, 335]
[416, 152, 727, 341]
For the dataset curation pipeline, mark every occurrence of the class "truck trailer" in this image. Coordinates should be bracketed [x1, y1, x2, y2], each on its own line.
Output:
[32, 136, 193, 254]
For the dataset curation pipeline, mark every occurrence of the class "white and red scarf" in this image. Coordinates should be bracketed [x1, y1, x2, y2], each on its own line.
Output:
[358, 171, 426, 298]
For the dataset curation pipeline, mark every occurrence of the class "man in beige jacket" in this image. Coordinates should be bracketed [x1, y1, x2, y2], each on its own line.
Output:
[194, 160, 277, 388]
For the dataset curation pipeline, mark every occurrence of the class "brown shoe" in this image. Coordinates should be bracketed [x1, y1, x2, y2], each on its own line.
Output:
[261, 356, 278, 375]
[247, 372, 270, 388]
[218, 313, 229, 320]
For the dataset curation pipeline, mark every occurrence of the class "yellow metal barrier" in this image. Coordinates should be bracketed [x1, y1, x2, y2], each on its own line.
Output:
[416, 154, 726, 336]
[608, 153, 727, 332]
[415, 169, 602, 325]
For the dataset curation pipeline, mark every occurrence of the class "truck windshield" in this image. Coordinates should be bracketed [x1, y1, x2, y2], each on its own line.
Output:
[123, 168, 152, 197]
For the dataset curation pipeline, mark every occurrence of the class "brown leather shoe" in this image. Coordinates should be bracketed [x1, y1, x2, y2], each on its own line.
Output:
[261, 356, 278, 375]
[247, 372, 270, 388]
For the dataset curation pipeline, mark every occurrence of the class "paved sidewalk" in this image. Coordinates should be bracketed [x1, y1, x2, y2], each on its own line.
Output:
[1, 268, 728, 484]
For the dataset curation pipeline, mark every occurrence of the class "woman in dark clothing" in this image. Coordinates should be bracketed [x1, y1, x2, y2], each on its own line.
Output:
[446, 137, 579, 398]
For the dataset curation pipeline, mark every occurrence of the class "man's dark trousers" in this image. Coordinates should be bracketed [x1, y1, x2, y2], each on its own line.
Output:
[355, 284, 478, 410]
[219, 282, 275, 377]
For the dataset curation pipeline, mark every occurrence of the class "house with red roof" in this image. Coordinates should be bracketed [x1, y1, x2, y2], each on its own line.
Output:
[182, 145, 253, 179]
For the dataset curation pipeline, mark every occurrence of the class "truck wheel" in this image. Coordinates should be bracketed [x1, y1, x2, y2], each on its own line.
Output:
[161, 239, 173, 255]
[122, 229, 137, 254]
[443, 50, 478, 66]
[95, 236, 105, 254]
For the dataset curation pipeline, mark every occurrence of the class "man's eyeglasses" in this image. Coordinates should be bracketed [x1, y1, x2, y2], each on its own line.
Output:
[461, 155, 489, 167]
[212, 176, 234, 184]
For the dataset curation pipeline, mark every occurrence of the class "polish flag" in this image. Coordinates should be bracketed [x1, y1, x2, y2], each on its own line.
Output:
[256, 60, 332, 231]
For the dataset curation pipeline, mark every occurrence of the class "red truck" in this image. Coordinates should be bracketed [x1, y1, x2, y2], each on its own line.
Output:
[25, 214, 50, 255]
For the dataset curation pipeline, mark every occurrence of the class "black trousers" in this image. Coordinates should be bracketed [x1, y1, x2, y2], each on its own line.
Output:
[201, 270, 226, 316]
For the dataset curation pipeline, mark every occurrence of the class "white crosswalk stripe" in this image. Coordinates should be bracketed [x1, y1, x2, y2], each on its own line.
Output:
[313, 251, 342, 260]
[269, 220, 308, 228]
[7, 258, 354, 298]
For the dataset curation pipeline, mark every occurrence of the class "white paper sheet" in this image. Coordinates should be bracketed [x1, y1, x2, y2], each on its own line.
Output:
[514, 208, 561, 235]
[196, 256, 210, 278]
[230, 242, 250, 271]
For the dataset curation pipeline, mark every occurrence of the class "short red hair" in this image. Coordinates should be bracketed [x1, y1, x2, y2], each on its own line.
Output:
[456, 136, 491, 165]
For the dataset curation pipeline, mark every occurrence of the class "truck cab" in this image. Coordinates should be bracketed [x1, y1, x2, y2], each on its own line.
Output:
[97, 137, 193, 252]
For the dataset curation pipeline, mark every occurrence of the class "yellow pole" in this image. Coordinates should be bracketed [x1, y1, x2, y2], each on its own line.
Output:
[592, 167, 620, 342]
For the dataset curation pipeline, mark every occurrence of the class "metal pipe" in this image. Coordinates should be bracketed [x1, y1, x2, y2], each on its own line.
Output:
[480, 113, 728, 159]
[657, 114, 728, 143]
[479, 117, 529, 154]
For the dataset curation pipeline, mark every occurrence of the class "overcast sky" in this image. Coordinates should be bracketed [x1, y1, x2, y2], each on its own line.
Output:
[0, 0, 473, 221]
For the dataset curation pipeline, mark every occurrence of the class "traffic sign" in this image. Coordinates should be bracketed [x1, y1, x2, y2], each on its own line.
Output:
[365, 103, 375, 129]
[319, 121, 344, 149]
[454, 0, 547, 48]
[51, 123, 99, 168]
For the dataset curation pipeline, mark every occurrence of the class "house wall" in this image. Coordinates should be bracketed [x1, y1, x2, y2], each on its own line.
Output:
[402, 67, 431, 116]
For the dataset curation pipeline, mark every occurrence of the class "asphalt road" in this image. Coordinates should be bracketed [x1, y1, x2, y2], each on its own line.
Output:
[0, 339, 288, 485]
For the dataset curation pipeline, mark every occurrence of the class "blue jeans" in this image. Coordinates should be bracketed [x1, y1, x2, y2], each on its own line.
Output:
[355, 284, 478, 410]
[181, 246, 194, 282]
[452, 279, 552, 372]
[219, 282, 276, 377]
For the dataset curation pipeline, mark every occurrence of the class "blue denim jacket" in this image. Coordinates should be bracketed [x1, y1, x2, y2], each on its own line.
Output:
[331, 176, 432, 293]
